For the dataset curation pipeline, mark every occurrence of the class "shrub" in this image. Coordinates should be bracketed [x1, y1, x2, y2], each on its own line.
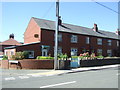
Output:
[97, 55, 104, 59]
[2, 55, 8, 60]
[36, 56, 54, 60]
[11, 51, 29, 60]
[57, 53, 68, 60]
[22, 51, 29, 59]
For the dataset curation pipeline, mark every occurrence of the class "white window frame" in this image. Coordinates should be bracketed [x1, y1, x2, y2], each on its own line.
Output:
[86, 37, 90, 44]
[97, 38, 102, 45]
[107, 50, 112, 57]
[5, 51, 8, 56]
[108, 40, 112, 46]
[58, 33, 62, 42]
[71, 35, 78, 43]
[71, 48, 78, 56]
[97, 49, 102, 55]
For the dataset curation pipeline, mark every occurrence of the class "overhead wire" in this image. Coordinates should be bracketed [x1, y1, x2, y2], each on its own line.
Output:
[91, 0, 119, 14]
[41, 2, 55, 18]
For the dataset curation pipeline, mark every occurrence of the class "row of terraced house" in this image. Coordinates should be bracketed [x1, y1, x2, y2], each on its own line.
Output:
[4, 17, 120, 59]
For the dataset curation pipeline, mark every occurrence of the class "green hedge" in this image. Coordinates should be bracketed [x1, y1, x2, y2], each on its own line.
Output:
[36, 56, 54, 60]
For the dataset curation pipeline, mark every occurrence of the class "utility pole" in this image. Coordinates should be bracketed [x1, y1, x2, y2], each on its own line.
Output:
[54, 0, 59, 70]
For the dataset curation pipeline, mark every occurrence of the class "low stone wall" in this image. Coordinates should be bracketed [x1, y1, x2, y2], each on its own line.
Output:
[80, 58, 120, 67]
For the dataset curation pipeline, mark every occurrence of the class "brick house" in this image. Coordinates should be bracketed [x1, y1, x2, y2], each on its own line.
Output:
[0, 34, 22, 56]
[4, 17, 120, 59]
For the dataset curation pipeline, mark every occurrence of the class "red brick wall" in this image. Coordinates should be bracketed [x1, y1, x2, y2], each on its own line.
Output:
[18, 59, 54, 69]
[0, 60, 9, 69]
[40, 30, 119, 57]
[16, 43, 41, 58]
[0, 60, 54, 69]
[24, 18, 41, 44]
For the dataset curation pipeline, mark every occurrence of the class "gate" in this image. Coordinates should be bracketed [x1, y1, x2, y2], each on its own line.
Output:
[70, 58, 80, 68]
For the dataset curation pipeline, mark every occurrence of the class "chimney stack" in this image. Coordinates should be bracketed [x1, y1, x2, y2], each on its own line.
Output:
[93, 23, 98, 32]
[116, 28, 120, 35]
[9, 33, 14, 39]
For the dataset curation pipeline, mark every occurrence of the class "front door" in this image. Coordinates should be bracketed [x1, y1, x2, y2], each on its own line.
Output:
[42, 49, 48, 56]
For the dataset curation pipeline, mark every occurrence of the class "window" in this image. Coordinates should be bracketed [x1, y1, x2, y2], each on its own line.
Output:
[34, 34, 39, 38]
[108, 40, 112, 46]
[97, 49, 102, 55]
[25, 51, 34, 58]
[10, 51, 14, 55]
[58, 47, 62, 54]
[107, 50, 112, 56]
[71, 35, 78, 43]
[97, 38, 102, 45]
[117, 41, 119, 47]
[5, 51, 8, 56]
[86, 37, 90, 44]
[58, 33, 62, 42]
[71, 48, 78, 56]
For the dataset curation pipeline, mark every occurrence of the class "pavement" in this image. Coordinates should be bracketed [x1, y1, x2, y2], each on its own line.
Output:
[27, 64, 119, 77]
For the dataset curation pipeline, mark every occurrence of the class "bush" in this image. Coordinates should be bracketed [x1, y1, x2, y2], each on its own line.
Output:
[22, 51, 29, 59]
[11, 51, 29, 60]
[36, 56, 54, 60]
[57, 53, 68, 60]
[2, 55, 8, 60]
[97, 55, 104, 59]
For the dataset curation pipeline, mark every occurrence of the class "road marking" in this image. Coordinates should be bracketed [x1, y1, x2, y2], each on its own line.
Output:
[5, 77, 15, 81]
[40, 81, 76, 88]
[19, 76, 29, 79]
[46, 74, 55, 76]
[32, 75, 43, 77]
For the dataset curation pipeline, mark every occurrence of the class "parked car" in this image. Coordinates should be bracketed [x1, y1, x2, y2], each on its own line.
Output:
[0, 55, 3, 60]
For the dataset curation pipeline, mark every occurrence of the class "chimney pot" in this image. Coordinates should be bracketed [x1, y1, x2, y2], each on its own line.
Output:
[93, 23, 98, 32]
[9, 34, 14, 39]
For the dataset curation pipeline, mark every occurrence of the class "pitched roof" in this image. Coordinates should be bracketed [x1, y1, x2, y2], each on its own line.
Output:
[33, 17, 120, 40]
[0, 38, 22, 45]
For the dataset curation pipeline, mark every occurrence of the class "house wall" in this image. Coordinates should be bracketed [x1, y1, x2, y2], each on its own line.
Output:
[16, 43, 41, 58]
[40, 29, 119, 57]
[0, 45, 14, 55]
[4, 29, 119, 59]
[24, 18, 41, 44]
[4, 49, 16, 59]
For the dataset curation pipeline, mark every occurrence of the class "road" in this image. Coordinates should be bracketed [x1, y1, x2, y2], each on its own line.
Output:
[1, 66, 119, 88]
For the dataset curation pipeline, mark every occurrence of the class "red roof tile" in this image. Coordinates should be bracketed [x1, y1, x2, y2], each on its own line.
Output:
[0, 38, 22, 45]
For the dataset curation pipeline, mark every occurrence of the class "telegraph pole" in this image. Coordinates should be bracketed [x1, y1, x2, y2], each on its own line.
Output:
[54, 0, 59, 70]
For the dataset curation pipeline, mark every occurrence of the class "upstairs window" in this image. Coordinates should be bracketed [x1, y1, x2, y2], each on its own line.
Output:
[86, 37, 90, 44]
[71, 35, 78, 43]
[108, 40, 112, 46]
[97, 38, 102, 45]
